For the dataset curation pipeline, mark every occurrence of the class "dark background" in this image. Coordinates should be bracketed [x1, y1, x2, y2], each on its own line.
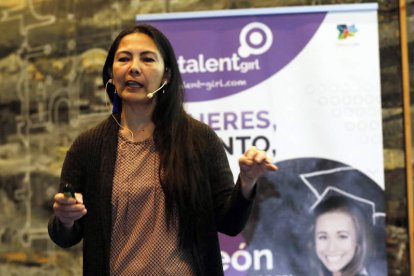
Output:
[0, 0, 412, 275]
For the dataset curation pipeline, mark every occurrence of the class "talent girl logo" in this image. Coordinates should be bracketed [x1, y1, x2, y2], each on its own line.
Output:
[157, 13, 326, 101]
[238, 22, 274, 58]
[177, 21, 273, 75]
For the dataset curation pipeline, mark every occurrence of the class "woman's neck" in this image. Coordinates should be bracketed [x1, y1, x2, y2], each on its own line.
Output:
[119, 103, 155, 142]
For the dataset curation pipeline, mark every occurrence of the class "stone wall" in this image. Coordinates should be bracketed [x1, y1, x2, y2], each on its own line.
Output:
[0, 0, 412, 275]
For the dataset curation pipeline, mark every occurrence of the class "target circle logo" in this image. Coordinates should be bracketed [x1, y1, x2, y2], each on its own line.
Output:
[238, 22, 273, 58]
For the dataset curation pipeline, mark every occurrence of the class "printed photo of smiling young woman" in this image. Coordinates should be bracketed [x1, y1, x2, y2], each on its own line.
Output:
[241, 158, 387, 276]
[309, 195, 373, 276]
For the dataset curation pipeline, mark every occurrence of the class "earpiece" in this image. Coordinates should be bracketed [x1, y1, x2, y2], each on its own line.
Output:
[105, 79, 114, 91]
[104, 78, 121, 113]
[147, 81, 168, 99]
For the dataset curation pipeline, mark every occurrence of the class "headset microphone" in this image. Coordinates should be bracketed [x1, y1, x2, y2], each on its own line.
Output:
[147, 81, 167, 99]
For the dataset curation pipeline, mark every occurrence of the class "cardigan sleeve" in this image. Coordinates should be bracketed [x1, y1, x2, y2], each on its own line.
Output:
[48, 132, 89, 248]
[48, 215, 83, 248]
[204, 125, 255, 236]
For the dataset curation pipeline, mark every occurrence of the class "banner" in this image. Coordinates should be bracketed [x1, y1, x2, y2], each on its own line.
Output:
[138, 3, 387, 275]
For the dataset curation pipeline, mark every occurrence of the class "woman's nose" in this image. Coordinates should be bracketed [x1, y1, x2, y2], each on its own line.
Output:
[327, 240, 337, 252]
[129, 60, 141, 75]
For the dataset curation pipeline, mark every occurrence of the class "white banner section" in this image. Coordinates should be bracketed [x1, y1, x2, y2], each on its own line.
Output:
[138, 3, 387, 275]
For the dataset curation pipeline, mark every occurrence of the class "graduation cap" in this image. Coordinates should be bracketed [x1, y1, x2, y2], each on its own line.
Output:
[299, 166, 385, 226]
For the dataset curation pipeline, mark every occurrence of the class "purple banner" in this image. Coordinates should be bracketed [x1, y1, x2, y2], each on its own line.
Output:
[139, 13, 325, 102]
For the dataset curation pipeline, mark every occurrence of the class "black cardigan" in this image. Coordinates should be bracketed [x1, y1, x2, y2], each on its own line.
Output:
[48, 115, 254, 275]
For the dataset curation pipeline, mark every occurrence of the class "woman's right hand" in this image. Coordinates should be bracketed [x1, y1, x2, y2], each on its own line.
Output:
[53, 193, 87, 229]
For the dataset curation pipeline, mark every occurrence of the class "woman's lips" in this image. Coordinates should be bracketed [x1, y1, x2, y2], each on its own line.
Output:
[125, 80, 143, 88]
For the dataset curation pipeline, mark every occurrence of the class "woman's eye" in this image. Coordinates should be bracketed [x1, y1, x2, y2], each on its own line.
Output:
[143, 57, 155, 62]
[118, 57, 129, 62]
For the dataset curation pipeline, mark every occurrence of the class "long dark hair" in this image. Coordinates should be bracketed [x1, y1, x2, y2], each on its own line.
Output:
[308, 195, 373, 276]
[102, 24, 207, 269]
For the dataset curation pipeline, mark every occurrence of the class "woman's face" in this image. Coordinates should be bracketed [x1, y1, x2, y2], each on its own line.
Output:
[112, 32, 166, 103]
[314, 211, 358, 274]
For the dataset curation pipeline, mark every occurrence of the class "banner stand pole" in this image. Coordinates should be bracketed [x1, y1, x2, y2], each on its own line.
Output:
[399, 0, 414, 272]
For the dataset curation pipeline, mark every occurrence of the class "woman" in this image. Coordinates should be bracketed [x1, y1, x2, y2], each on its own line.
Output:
[48, 24, 277, 275]
[308, 195, 373, 276]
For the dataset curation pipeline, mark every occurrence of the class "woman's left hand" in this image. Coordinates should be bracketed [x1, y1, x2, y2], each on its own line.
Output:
[239, 146, 278, 199]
